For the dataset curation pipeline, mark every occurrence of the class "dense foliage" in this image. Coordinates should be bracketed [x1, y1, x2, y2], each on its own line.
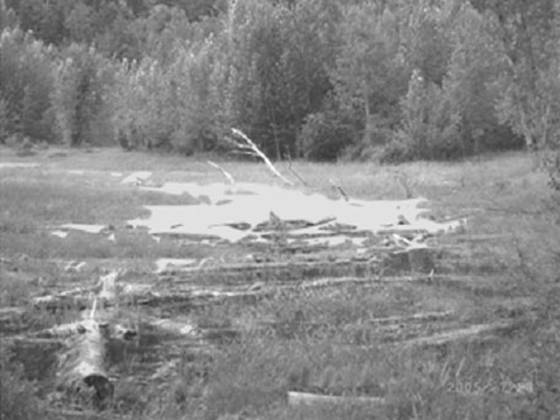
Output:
[1, 0, 559, 164]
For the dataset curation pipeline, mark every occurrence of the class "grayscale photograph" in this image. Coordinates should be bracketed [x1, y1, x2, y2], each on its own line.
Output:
[0, 0, 558, 419]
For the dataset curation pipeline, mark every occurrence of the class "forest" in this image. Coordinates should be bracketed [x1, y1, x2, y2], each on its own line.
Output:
[0, 0, 559, 166]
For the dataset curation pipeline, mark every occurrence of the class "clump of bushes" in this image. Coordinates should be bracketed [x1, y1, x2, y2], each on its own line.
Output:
[0, 28, 56, 144]
[298, 110, 355, 161]
[51, 44, 116, 147]
[110, 37, 219, 153]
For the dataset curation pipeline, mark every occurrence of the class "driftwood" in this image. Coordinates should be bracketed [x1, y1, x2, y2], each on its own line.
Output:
[132, 288, 267, 308]
[402, 320, 516, 348]
[287, 159, 309, 186]
[329, 179, 349, 201]
[30, 282, 267, 313]
[32, 271, 128, 311]
[161, 258, 378, 285]
[33, 289, 93, 311]
[50, 271, 134, 407]
[32, 270, 122, 310]
[288, 391, 384, 409]
[45, 408, 126, 420]
[368, 310, 453, 326]
[229, 128, 294, 186]
[207, 160, 235, 185]
[145, 316, 199, 337]
[56, 318, 114, 407]
[271, 273, 490, 290]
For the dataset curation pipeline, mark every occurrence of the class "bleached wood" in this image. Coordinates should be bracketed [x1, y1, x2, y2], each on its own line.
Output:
[208, 160, 236, 184]
[402, 321, 515, 348]
[231, 128, 294, 186]
[57, 319, 114, 406]
[288, 391, 384, 408]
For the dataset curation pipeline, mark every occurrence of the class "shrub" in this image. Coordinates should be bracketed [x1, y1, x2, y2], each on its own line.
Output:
[378, 133, 416, 164]
[298, 111, 355, 161]
[0, 27, 56, 143]
[51, 44, 115, 146]
[110, 36, 220, 152]
[393, 69, 462, 161]
[110, 57, 177, 150]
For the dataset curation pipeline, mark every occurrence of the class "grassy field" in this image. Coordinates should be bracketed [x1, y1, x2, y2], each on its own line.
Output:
[1, 145, 559, 420]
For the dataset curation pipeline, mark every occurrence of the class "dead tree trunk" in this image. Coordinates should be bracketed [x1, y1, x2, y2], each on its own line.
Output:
[56, 319, 114, 408]
[49, 271, 131, 408]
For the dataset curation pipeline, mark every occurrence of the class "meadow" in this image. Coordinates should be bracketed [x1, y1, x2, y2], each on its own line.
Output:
[1, 146, 559, 420]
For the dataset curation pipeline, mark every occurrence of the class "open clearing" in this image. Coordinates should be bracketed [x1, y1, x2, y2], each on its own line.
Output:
[1, 146, 559, 420]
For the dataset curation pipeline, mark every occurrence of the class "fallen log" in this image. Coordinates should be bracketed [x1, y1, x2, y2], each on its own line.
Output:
[45, 408, 126, 420]
[56, 318, 114, 408]
[133, 288, 267, 307]
[401, 320, 517, 348]
[145, 316, 199, 337]
[161, 258, 379, 285]
[35, 320, 93, 339]
[368, 310, 453, 326]
[288, 391, 384, 409]
[296, 273, 485, 290]
[52, 271, 134, 408]
[33, 292, 91, 311]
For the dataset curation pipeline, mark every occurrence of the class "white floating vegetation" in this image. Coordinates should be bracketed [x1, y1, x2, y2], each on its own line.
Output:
[129, 182, 466, 247]
[51, 230, 69, 239]
[121, 171, 152, 185]
[58, 224, 108, 234]
[0, 162, 39, 169]
[154, 258, 198, 274]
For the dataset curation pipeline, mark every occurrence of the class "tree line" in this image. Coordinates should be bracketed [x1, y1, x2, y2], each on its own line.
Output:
[0, 0, 558, 165]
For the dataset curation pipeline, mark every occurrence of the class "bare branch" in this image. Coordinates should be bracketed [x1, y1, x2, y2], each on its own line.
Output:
[208, 160, 236, 185]
[288, 391, 384, 409]
[329, 179, 349, 201]
[231, 128, 294, 186]
[287, 154, 309, 187]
